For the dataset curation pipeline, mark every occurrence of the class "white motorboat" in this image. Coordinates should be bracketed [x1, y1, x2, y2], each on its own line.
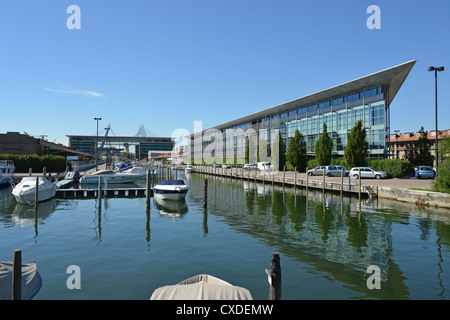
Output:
[0, 160, 15, 188]
[79, 169, 142, 184]
[121, 166, 147, 179]
[150, 274, 253, 300]
[12, 177, 57, 205]
[185, 164, 194, 173]
[153, 180, 189, 200]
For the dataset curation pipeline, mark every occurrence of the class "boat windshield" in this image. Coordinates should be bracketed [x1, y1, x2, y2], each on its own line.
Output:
[91, 170, 115, 175]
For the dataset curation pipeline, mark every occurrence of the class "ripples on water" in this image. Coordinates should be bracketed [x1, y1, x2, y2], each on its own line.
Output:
[1, 172, 449, 300]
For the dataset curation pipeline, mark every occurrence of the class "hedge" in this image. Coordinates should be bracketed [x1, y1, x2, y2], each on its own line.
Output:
[368, 159, 413, 178]
[0, 154, 66, 173]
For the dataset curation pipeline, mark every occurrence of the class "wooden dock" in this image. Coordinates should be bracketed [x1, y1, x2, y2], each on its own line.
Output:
[184, 164, 377, 199]
[56, 188, 151, 199]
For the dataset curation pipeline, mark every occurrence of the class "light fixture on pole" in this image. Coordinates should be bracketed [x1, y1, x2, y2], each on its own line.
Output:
[94, 117, 102, 171]
[428, 66, 444, 175]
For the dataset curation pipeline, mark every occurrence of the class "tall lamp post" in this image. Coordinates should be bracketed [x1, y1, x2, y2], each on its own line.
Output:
[428, 66, 444, 175]
[94, 117, 102, 171]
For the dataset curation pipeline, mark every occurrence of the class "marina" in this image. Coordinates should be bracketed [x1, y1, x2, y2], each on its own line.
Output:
[1, 169, 450, 300]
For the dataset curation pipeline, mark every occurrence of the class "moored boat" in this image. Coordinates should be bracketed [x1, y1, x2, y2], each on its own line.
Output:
[12, 177, 57, 205]
[0, 160, 15, 188]
[79, 169, 142, 184]
[153, 180, 188, 200]
[150, 274, 253, 300]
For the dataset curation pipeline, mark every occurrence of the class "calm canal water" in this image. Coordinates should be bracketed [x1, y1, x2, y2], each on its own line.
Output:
[1, 171, 449, 300]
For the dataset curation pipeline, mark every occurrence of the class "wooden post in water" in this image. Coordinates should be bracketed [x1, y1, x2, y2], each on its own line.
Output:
[203, 179, 208, 209]
[43, 167, 46, 178]
[340, 168, 344, 198]
[146, 168, 151, 209]
[98, 176, 102, 210]
[268, 252, 281, 300]
[282, 166, 285, 189]
[322, 168, 325, 193]
[294, 167, 297, 190]
[34, 176, 39, 210]
[12, 249, 22, 300]
[358, 168, 361, 202]
[29, 168, 32, 176]
[306, 167, 309, 193]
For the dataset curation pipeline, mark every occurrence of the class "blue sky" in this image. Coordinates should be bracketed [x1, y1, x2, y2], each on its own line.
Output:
[1, 0, 449, 146]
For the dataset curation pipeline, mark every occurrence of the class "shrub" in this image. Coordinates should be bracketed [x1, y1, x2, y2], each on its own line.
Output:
[307, 158, 319, 170]
[0, 154, 66, 173]
[434, 157, 450, 193]
[368, 159, 413, 178]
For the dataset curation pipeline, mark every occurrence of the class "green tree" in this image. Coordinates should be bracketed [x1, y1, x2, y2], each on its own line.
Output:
[435, 135, 450, 193]
[413, 128, 433, 166]
[315, 123, 333, 165]
[286, 129, 307, 171]
[345, 120, 368, 168]
[245, 139, 250, 164]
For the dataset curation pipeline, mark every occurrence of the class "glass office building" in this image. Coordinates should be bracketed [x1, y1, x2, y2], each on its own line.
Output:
[187, 60, 416, 164]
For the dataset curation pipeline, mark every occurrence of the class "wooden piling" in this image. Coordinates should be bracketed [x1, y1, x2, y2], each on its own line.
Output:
[306, 167, 309, 192]
[282, 166, 285, 189]
[43, 167, 46, 178]
[268, 253, 281, 300]
[146, 168, 151, 209]
[34, 176, 39, 210]
[98, 176, 102, 210]
[203, 179, 208, 209]
[340, 168, 344, 198]
[358, 168, 361, 202]
[29, 168, 32, 176]
[322, 169, 325, 193]
[12, 249, 22, 300]
[294, 168, 297, 190]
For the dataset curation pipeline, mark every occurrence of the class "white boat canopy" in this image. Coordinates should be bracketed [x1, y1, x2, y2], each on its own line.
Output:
[150, 274, 253, 300]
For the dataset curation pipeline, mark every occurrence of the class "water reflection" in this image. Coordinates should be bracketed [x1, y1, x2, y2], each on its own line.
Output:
[153, 197, 188, 219]
[188, 173, 450, 299]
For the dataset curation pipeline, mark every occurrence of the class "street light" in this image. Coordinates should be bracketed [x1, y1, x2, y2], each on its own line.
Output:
[94, 117, 102, 171]
[428, 66, 444, 174]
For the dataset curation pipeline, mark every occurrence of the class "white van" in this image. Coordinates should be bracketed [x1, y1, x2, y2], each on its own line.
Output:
[257, 162, 273, 172]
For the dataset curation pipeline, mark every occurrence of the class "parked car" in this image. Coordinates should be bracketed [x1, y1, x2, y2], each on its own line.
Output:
[349, 167, 388, 179]
[307, 166, 327, 176]
[257, 162, 273, 171]
[222, 164, 231, 169]
[243, 164, 256, 171]
[325, 165, 350, 177]
[212, 163, 220, 168]
[415, 166, 435, 179]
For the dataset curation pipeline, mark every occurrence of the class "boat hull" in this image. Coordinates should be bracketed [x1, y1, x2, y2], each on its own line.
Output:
[80, 174, 141, 184]
[153, 188, 188, 200]
[12, 186, 57, 205]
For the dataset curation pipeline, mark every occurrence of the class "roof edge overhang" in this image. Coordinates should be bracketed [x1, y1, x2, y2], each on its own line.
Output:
[188, 60, 416, 137]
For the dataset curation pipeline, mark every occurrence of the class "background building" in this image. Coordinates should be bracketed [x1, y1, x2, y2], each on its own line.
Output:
[389, 129, 450, 163]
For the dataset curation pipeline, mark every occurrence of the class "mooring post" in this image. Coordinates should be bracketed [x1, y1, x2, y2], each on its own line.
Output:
[306, 167, 309, 192]
[282, 166, 285, 189]
[294, 167, 297, 190]
[146, 168, 151, 209]
[34, 176, 39, 210]
[43, 167, 46, 178]
[268, 252, 281, 300]
[340, 168, 344, 198]
[29, 168, 32, 176]
[98, 176, 102, 210]
[203, 179, 208, 209]
[322, 168, 325, 193]
[358, 168, 361, 202]
[12, 249, 22, 300]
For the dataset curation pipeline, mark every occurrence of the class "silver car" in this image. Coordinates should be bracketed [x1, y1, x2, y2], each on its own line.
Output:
[350, 167, 388, 179]
[325, 165, 350, 177]
[307, 166, 327, 176]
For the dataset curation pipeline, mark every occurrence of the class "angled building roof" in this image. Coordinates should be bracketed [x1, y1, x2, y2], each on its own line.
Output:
[197, 60, 416, 134]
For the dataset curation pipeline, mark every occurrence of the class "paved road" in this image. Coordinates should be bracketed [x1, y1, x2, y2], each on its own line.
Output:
[269, 170, 435, 190]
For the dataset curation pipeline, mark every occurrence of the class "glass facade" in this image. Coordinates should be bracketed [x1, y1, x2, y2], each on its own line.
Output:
[189, 86, 388, 163]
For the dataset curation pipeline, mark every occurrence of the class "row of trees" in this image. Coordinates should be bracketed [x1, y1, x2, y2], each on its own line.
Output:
[283, 120, 368, 171]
